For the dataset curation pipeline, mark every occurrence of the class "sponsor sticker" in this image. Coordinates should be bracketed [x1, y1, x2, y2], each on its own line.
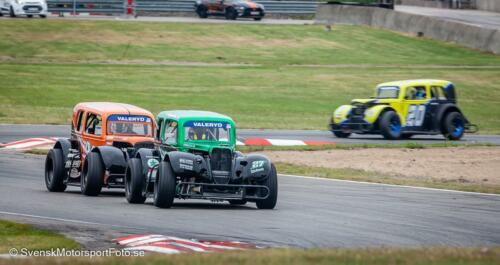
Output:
[147, 158, 159, 168]
[250, 160, 265, 174]
[108, 115, 151, 123]
[184, 121, 231, 129]
[179, 158, 194, 171]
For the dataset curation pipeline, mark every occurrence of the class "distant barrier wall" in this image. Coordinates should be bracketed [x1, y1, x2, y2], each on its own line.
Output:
[315, 4, 500, 54]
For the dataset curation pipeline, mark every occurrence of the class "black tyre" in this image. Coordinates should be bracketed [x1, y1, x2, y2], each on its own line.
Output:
[256, 163, 278, 209]
[379, 111, 402, 140]
[81, 152, 104, 196]
[225, 8, 237, 20]
[229, 200, 247, 205]
[44, 149, 67, 192]
[40, 15, 47, 18]
[9, 7, 16, 17]
[125, 158, 147, 204]
[333, 131, 351, 138]
[196, 6, 208, 18]
[401, 133, 413, 139]
[153, 161, 176, 208]
[443, 112, 465, 140]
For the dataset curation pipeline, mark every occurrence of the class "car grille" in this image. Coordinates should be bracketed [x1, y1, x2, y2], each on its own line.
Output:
[210, 148, 232, 172]
[23, 5, 42, 12]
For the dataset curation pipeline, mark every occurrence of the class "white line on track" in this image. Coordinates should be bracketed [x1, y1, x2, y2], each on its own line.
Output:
[280, 174, 500, 197]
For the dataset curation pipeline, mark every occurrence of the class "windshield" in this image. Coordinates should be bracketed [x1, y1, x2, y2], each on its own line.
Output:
[377, 86, 399, 99]
[107, 115, 153, 137]
[184, 121, 231, 142]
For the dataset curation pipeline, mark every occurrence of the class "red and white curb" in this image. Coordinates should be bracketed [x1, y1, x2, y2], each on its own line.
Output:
[0, 137, 58, 150]
[114, 234, 258, 254]
[0, 137, 335, 150]
[237, 138, 335, 146]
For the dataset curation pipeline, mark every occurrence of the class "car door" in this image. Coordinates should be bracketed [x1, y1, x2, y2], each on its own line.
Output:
[402, 85, 429, 130]
[81, 112, 105, 161]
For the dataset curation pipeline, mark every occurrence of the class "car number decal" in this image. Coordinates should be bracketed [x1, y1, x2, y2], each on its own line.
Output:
[406, 105, 426, 127]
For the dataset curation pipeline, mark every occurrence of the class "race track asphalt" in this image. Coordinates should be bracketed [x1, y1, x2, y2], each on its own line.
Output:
[0, 151, 499, 248]
[1, 124, 500, 145]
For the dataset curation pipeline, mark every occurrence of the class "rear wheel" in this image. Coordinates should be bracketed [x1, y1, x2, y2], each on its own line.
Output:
[125, 158, 147, 204]
[380, 111, 402, 140]
[196, 6, 208, 18]
[225, 8, 237, 20]
[333, 131, 351, 138]
[81, 152, 104, 196]
[44, 149, 67, 192]
[443, 112, 465, 140]
[153, 161, 176, 208]
[256, 163, 278, 209]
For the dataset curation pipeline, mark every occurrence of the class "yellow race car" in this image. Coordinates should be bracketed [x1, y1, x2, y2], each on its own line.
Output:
[329, 80, 477, 140]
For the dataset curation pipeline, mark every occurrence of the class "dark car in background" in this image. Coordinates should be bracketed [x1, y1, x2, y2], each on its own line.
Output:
[195, 0, 265, 20]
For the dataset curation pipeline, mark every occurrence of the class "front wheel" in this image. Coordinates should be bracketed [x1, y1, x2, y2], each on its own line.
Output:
[333, 131, 351, 138]
[380, 111, 402, 140]
[153, 161, 176, 208]
[125, 158, 147, 204]
[225, 8, 237, 20]
[45, 149, 67, 192]
[196, 6, 208, 18]
[81, 152, 104, 196]
[443, 112, 465, 140]
[256, 163, 278, 209]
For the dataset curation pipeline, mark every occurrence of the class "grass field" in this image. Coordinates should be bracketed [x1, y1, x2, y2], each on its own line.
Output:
[0, 219, 79, 253]
[2, 247, 499, 265]
[1, 20, 500, 132]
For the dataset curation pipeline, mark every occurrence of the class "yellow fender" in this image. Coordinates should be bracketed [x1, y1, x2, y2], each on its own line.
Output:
[363, 105, 392, 124]
[332, 105, 353, 124]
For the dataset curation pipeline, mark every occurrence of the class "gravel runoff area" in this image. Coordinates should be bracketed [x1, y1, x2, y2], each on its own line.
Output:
[261, 147, 500, 186]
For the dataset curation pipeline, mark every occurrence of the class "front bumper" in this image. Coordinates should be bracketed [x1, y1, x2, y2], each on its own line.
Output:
[238, 8, 264, 18]
[177, 182, 270, 201]
[329, 120, 373, 133]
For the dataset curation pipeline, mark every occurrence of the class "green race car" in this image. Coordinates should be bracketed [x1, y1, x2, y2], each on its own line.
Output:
[125, 110, 278, 209]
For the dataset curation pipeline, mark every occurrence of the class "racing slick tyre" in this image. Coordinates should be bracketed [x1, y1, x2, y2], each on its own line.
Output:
[196, 6, 208, 18]
[44, 149, 67, 192]
[81, 152, 104, 196]
[333, 131, 351, 138]
[401, 133, 413, 139]
[380, 111, 402, 140]
[9, 7, 16, 17]
[153, 161, 176, 208]
[443, 111, 465, 140]
[125, 158, 147, 204]
[229, 200, 247, 206]
[225, 8, 237, 20]
[256, 163, 278, 209]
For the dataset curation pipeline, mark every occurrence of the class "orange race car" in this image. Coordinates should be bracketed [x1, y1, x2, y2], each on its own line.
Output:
[44, 102, 155, 196]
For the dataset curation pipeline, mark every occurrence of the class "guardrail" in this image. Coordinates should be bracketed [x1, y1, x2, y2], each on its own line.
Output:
[46, 0, 318, 15]
[135, 0, 318, 14]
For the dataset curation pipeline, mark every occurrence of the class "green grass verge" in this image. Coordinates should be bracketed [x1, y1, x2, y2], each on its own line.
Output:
[0, 20, 499, 132]
[275, 162, 500, 194]
[0, 219, 79, 253]
[2, 247, 499, 265]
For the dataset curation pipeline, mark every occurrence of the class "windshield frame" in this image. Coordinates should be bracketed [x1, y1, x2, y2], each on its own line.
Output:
[376, 86, 400, 99]
[182, 120, 232, 143]
[106, 114, 153, 137]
